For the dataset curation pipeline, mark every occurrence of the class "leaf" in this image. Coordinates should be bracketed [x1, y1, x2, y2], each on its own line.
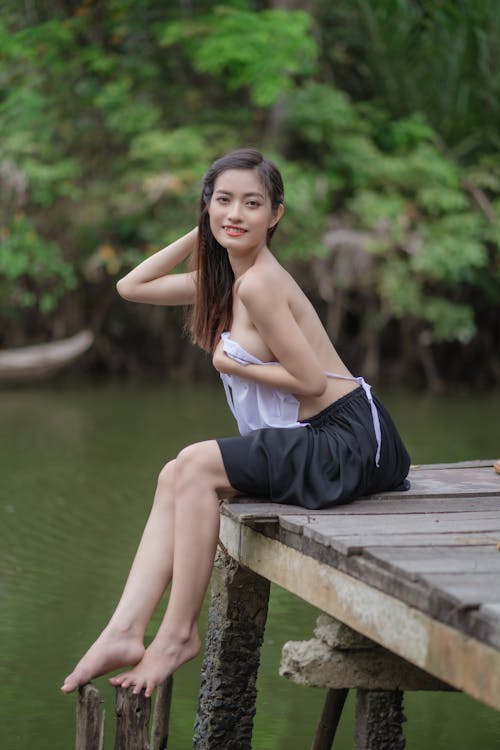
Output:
[189, 8, 318, 107]
[414, 215, 487, 283]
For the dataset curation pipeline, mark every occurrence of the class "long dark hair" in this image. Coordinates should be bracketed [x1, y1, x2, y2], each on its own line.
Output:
[188, 148, 284, 352]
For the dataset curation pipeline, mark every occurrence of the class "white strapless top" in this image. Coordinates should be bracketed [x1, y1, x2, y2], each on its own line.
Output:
[219, 332, 382, 465]
[219, 332, 303, 435]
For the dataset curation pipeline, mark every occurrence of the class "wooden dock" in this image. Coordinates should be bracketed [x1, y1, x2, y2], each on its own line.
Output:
[75, 460, 500, 749]
[217, 460, 500, 714]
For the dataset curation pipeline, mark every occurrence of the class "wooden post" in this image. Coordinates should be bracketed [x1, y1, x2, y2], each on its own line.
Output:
[114, 687, 151, 750]
[150, 677, 174, 750]
[354, 690, 406, 750]
[311, 688, 349, 750]
[76, 684, 104, 750]
[193, 549, 271, 750]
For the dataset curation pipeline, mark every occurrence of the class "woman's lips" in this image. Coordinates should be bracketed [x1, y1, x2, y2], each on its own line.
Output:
[223, 225, 247, 237]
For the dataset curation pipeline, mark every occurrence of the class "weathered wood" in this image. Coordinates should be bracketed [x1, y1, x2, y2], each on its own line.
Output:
[264, 515, 500, 650]
[419, 571, 500, 603]
[225, 465, 500, 512]
[150, 677, 173, 750]
[219, 515, 500, 710]
[285, 511, 500, 536]
[410, 460, 495, 470]
[193, 549, 271, 750]
[309, 532, 500, 555]
[393, 466, 499, 497]
[274, 511, 500, 634]
[362, 545, 500, 574]
[277, 510, 500, 558]
[76, 684, 103, 750]
[204, 458, 500, 750]
[114, 687, 151, 750]
[354, 690, 406, 750]
[311, 689, 348, 750]
[223, 493, 500, 522]
[339, 548, 500, 649]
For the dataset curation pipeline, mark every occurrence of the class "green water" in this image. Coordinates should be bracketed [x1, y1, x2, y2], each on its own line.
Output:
[1, 381, 499, 749]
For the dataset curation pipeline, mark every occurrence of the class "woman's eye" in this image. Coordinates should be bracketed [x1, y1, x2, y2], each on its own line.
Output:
[247, 201, 260, 208]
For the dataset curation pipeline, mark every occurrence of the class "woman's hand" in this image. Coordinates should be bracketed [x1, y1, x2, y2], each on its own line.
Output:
[212, 339, 236, 374]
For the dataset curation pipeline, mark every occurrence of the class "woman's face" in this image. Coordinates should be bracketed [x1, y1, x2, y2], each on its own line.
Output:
[208, 169, 282, 253]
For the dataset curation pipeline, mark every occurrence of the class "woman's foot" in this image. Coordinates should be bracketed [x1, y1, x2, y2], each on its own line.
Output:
[109, 629, 201, 697]
[61, 627, 145, 693]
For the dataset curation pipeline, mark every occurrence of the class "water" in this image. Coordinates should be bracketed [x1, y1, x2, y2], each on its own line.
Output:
[1, 381, 499, 749]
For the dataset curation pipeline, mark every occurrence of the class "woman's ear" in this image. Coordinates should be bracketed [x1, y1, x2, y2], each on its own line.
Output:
[270, 203, 285, 228]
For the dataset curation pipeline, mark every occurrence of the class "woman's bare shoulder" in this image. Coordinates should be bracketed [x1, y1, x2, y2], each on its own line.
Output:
[236, 259, 294, 305]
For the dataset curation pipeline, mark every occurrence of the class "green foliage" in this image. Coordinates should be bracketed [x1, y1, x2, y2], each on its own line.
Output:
[158, 6, 317, 107]
[0, 215, 76, 316]
[318, 0, 500, 157]
[273, 159, 330, 259]
[286, 72, 498, 344]
[415, 215, 486, 284]
[348, 139, 492, 342]
[0, 0, 498, 380]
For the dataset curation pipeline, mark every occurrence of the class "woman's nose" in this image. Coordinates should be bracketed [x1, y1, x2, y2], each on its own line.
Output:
[227, 201, 243, 222]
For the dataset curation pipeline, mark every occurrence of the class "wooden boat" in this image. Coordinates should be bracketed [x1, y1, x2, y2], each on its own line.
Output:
[0, 330, 94, 383]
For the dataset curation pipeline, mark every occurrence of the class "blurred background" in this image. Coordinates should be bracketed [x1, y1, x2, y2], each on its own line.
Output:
[1, 2, 500, 749]
[1, 0, 499, 389]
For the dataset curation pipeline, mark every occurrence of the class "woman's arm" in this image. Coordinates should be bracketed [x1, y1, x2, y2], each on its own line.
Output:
[213, 270, 327, 398]
[116, 228, 198, 305]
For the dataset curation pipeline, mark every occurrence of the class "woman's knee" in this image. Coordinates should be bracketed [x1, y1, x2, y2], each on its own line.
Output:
[154, 459, 177, 503]
[175, 441, 224, 491]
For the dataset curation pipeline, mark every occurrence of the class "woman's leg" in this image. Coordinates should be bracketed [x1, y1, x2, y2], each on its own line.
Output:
[110, 440, 232, 697]
[61, 460, 180, 693]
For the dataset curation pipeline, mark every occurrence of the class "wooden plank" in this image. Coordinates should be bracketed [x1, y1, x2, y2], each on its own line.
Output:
[280, 511, 500, 537]
[361, 545, 500, 575]
[278, 513, 500, 553]
[309, 531, 500, 557]
[410, 460, 496, 470]
[330, 496, 499, 514]
[415, 572, 500, 605]
[319, 546, 500, 651]
[342, 553, 500, 650]
[220, 515, 500, 711]
[393, 466, 499, 498]
[481, 603, 500, 624]
[278, 519, 500, 556]
[250, 518, 500, 647]
[223, 494, 500, 523]
[223, 462, 500, 522]
[223, 502, 286, 522]
[270, 522, 500, 649]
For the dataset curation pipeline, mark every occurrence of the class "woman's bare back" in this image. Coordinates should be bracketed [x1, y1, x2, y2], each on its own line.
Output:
[228, 252, 358, 420]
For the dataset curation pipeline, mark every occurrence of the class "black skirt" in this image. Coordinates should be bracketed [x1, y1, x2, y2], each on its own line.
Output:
[216, 387, 411, 510]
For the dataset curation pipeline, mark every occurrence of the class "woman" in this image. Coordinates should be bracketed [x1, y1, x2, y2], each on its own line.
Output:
[62, 148, 410, 698]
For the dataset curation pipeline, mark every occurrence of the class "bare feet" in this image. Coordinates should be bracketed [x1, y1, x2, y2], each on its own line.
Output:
[109, 630, 201, 697]
[61, 627, 145, 693]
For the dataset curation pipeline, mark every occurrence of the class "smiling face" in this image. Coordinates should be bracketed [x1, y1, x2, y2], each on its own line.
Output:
[208, 169, 283, 255]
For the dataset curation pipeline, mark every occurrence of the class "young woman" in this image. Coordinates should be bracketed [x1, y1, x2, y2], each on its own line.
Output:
[62, 149, 410, 698]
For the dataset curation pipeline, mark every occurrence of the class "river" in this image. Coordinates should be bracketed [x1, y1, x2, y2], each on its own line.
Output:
[1, 381, 499, 749]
